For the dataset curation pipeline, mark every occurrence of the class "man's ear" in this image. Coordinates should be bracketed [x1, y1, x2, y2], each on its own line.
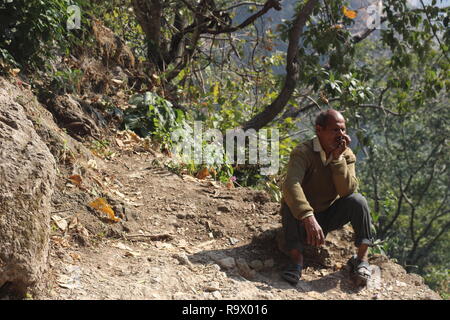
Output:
[315, 125, 323, 134]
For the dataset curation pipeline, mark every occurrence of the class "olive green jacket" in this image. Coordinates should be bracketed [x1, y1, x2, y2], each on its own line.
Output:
[281, 137, 358, 220]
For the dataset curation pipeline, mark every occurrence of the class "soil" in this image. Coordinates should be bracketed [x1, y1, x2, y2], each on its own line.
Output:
[33, 137, 441, 300]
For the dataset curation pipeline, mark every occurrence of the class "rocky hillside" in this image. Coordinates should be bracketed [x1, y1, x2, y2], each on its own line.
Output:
[0, 76, 441, 300]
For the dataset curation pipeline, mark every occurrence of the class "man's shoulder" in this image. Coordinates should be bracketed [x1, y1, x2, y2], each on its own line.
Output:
[291, 139, 314, 156]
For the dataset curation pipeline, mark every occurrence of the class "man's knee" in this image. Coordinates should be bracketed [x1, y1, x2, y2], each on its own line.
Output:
[343, 193, 368, 209]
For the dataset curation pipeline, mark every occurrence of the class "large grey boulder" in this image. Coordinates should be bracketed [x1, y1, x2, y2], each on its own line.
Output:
[0, 80, 56, 297]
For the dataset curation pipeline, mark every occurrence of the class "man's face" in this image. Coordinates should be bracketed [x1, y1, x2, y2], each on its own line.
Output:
[316, 117, 347, 153]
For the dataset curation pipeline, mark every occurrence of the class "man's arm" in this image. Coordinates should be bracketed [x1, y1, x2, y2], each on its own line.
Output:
[282, 147, 314, 220]
[329, 150, 358, 197]
[283, 146, 325, 247]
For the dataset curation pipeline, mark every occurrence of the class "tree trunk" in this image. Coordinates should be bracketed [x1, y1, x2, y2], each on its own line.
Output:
[132, 0, 164, 69]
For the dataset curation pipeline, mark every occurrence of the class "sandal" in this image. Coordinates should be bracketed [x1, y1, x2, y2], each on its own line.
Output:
[347, 255, 371, 285]
[281, 263, 303, 285]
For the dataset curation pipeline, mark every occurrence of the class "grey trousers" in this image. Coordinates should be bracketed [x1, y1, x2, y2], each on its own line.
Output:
[281, 193, 374, 253]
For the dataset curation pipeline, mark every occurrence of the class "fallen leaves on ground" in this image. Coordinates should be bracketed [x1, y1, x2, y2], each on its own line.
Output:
[88, 197, 121, 222]
[52, 215, 69, 231]
[196, 167, 210, 180]
[68, 174, 82, 187]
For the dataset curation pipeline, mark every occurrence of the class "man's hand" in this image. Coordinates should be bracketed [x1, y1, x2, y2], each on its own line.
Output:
[302, 215, 325, 247]
[331, 134, 351, 160]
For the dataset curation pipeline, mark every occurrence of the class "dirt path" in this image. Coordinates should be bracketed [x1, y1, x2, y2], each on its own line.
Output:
[36, 148, 441, 300]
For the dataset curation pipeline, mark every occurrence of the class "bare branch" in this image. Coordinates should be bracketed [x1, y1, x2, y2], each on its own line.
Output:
[412, 220, 450, 265]
[224, 2, 265, 12]
[202, 0, 282, 35]
[242, 0, 320, 131]
[356, 104, 400, 116]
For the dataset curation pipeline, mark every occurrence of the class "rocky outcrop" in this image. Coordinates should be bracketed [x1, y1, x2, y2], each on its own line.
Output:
[38, 93, 101, 141]
[0, 78, 57, 296]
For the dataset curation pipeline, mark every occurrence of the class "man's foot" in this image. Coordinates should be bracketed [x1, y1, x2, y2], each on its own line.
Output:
[281, 263, 303, 285]
[347, 255, 371, 286]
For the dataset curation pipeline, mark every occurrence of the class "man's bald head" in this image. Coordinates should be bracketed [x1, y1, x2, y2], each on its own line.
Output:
[315, 109, 345, 128]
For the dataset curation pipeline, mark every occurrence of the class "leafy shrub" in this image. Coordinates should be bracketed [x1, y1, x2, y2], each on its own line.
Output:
[0, 0, 87, 69]
[423, 266, 449, 299]
[50, 67, 84, 94]
[122, 91, 186, 149]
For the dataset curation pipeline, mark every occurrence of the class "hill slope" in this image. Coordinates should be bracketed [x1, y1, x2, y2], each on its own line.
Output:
[38, 146, 441, 300]
[0, 76, 441, 300]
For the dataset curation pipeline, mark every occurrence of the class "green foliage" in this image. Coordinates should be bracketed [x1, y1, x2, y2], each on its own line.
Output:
[265, 179, 282, 203]
[0, 0, 78, 69]
[90, 139, 114, 159]
[84, 0, 146, 59]
[348, 39, 449, 296]
[423, 266, 449, 299]
[122, 92, 186, 149]
[50, 67, 84, 94]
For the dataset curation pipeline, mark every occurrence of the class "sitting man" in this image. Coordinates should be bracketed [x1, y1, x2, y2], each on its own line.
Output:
[279, 109, 374, 286]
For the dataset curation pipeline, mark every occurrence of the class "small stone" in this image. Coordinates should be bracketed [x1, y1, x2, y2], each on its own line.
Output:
[217, 206, 231, 212]
[334, 262, 343, 270]
[263, 259, 274, 269]
[229, 237, 239, 245]
[172, 292, 189, 300]
[211, 291, 222, 299]
[249, 259, 264, 271]
[205, 281, 220, 292]
[217, 257, 236, 270]
[172, 253, 192, 267]
[395, 280, 407, 287]
[210, 264, 221, 271]
[236, 258, 256, 279]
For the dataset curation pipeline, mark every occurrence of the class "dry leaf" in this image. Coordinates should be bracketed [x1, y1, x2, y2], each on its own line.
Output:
[87, 159, 98, 169]
[124, 250, 140, 257]
[52, 215, 68, 231]
[89, 198, 121, 222]
[9, 68, 20, 77]
[51, 236, 71, 248]
[331, 24, 344, 30]
[68, 174, 82, 187]
[111, 79, 123, 85]
[69, 252, 82, 262]
[129, 131, 141, 143]
[115, 138, 125, 147]
[68, 216, 79, 230]
[196, 167, 210, 180]
[226, 181, 234, 189]
[206, 181, 220, 188]
[342, 6, 357, 19]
